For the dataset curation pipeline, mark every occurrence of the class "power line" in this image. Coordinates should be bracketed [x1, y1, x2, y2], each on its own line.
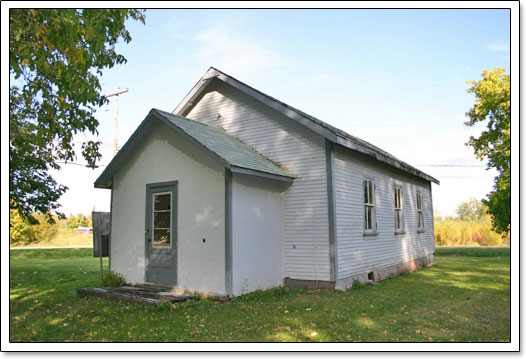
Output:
[416, 164, 486, 168]
[57, 161, 107, 168]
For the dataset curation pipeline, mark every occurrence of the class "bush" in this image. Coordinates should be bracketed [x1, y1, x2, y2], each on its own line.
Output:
[9, 210, 35, 245]
[237, 286, 290, 301]
[434, 217, 509, 247]
[10, 210, 60, 245]
[31, 213, 58, 243]
[101, 270, 126, 287]
[352, 279, 366, 289]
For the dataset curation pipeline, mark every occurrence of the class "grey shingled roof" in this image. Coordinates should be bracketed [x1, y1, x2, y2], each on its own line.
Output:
[175, 67, 439, 184]
[93, 109, 294, 188]
[153, 109, 293, 179]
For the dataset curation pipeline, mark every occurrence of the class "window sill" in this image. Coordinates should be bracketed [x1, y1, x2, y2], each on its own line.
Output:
[363, 231, 379, 237]
[417, 229, 426, 233]
[395, 230, 406, 235]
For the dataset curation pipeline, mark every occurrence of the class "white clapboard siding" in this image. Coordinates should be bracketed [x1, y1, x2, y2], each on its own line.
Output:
[334, 147, 435, 280]
[186, 80, 330, 281]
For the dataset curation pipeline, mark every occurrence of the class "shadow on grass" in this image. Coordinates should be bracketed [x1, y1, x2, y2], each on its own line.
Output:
[9, 248, 510, 342]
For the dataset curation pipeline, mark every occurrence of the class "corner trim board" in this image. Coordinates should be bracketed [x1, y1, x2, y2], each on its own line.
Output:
[109, 179, 113, 270]
[325, 139, 338, 282]
[225, 169, 233, 296]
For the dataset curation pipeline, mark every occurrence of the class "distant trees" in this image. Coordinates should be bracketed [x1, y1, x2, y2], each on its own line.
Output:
[10, 212, 91, 246]
[434, 198, 509, 247]
[10, 211, 58, 245]
[465, 68, 511, 236]
[66, 213, 92, 229]
[456, 198, 487, 222]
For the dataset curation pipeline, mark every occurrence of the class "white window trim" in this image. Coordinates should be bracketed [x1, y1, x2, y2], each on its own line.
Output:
[363, 178, 378, 237]
[394, 186, 405, 235]
[152, 191, 173, 248]
[417, 190, 425, 233]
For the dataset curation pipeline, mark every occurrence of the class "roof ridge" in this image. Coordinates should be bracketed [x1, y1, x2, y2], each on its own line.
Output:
[208, 69, 401, 156]
[198, 68, 438, 184]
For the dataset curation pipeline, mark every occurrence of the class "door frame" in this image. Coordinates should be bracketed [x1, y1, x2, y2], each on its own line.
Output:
[145, 180, 178, 285]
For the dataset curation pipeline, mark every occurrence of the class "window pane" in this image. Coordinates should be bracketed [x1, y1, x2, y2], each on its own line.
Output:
[154, 229, 171, 246]
[395, 211, 401, 230]
[364, 181, 368, 204]
[366, 206, 372, 229]
[154, 212, 170, 229]
[154, 194, 171, 211]
[369, 182, 374, 205]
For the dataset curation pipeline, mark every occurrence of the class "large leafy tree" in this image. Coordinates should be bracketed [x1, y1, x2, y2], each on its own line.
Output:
[465, 68, 510, 235]
[10, 9, 145, 223]
[456, 198, 487, 222]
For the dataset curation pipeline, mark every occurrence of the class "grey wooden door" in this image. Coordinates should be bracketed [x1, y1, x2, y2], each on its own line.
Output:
[145, 181, 178, 286]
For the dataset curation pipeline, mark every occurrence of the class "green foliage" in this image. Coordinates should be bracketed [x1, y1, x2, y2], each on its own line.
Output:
[31, 213, 59, 243]
[9, 9, 145, 223]
[9, 210, 35, 245]
[455, 198, 487, 222]
[66, 213, 92, 229]
[465, 68, 510, 235]
[10, 210, 57, 245]
[435, 247, 510, 258]
[237, 286, 291, 302]
[434, 217, 509, 247]
[101, 270, 126, 287]
[352, 279, 366, 289]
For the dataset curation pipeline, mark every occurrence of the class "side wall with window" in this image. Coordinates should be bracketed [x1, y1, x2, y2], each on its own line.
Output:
[333, 146, 435, 285]
[111, 120, 226, 294]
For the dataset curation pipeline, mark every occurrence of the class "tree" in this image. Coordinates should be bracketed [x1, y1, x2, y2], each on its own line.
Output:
[9, 210, 58, 245]
[9, 9, 145, 223]
[465, 68, 510, 235]
[456, 198, 487, 222]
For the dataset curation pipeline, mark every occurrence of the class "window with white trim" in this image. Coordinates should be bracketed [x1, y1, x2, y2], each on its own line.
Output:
[152, 192, 172, 247]
[394, 186, 404, 233]
[363, 179, 377, 234]
[417, 191, 425, 232]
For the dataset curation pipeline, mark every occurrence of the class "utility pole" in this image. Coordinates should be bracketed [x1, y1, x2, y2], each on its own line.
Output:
[104, 88, 129, 156]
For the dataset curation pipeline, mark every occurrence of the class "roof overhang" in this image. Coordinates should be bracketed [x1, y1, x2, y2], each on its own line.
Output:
[173, 67, 439, 185]
[94, 110, 294, 189]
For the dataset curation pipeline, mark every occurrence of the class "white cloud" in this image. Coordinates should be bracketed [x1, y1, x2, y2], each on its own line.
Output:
[195, 26, 282, 76]
[165, 20, 186, 40]
[487, 41, 509, 52]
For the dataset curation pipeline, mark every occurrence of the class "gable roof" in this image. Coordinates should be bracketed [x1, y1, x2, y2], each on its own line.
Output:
[174, 67, 439, 185]
[94, 109, 294, 189]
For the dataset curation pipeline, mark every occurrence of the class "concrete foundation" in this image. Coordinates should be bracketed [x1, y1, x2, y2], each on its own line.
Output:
[336, 252, 435, 290]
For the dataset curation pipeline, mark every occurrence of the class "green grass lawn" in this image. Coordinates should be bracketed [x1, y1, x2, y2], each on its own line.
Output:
[9, 248, 510, 342]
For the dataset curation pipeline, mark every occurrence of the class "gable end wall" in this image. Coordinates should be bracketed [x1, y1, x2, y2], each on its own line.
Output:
[186, 80, 331, 281]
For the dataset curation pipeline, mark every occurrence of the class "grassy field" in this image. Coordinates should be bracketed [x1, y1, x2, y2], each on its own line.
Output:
[9, 248, 510, 342]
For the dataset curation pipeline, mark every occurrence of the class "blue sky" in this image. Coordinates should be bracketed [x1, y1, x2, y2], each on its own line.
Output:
[52, 9, 510, 217]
